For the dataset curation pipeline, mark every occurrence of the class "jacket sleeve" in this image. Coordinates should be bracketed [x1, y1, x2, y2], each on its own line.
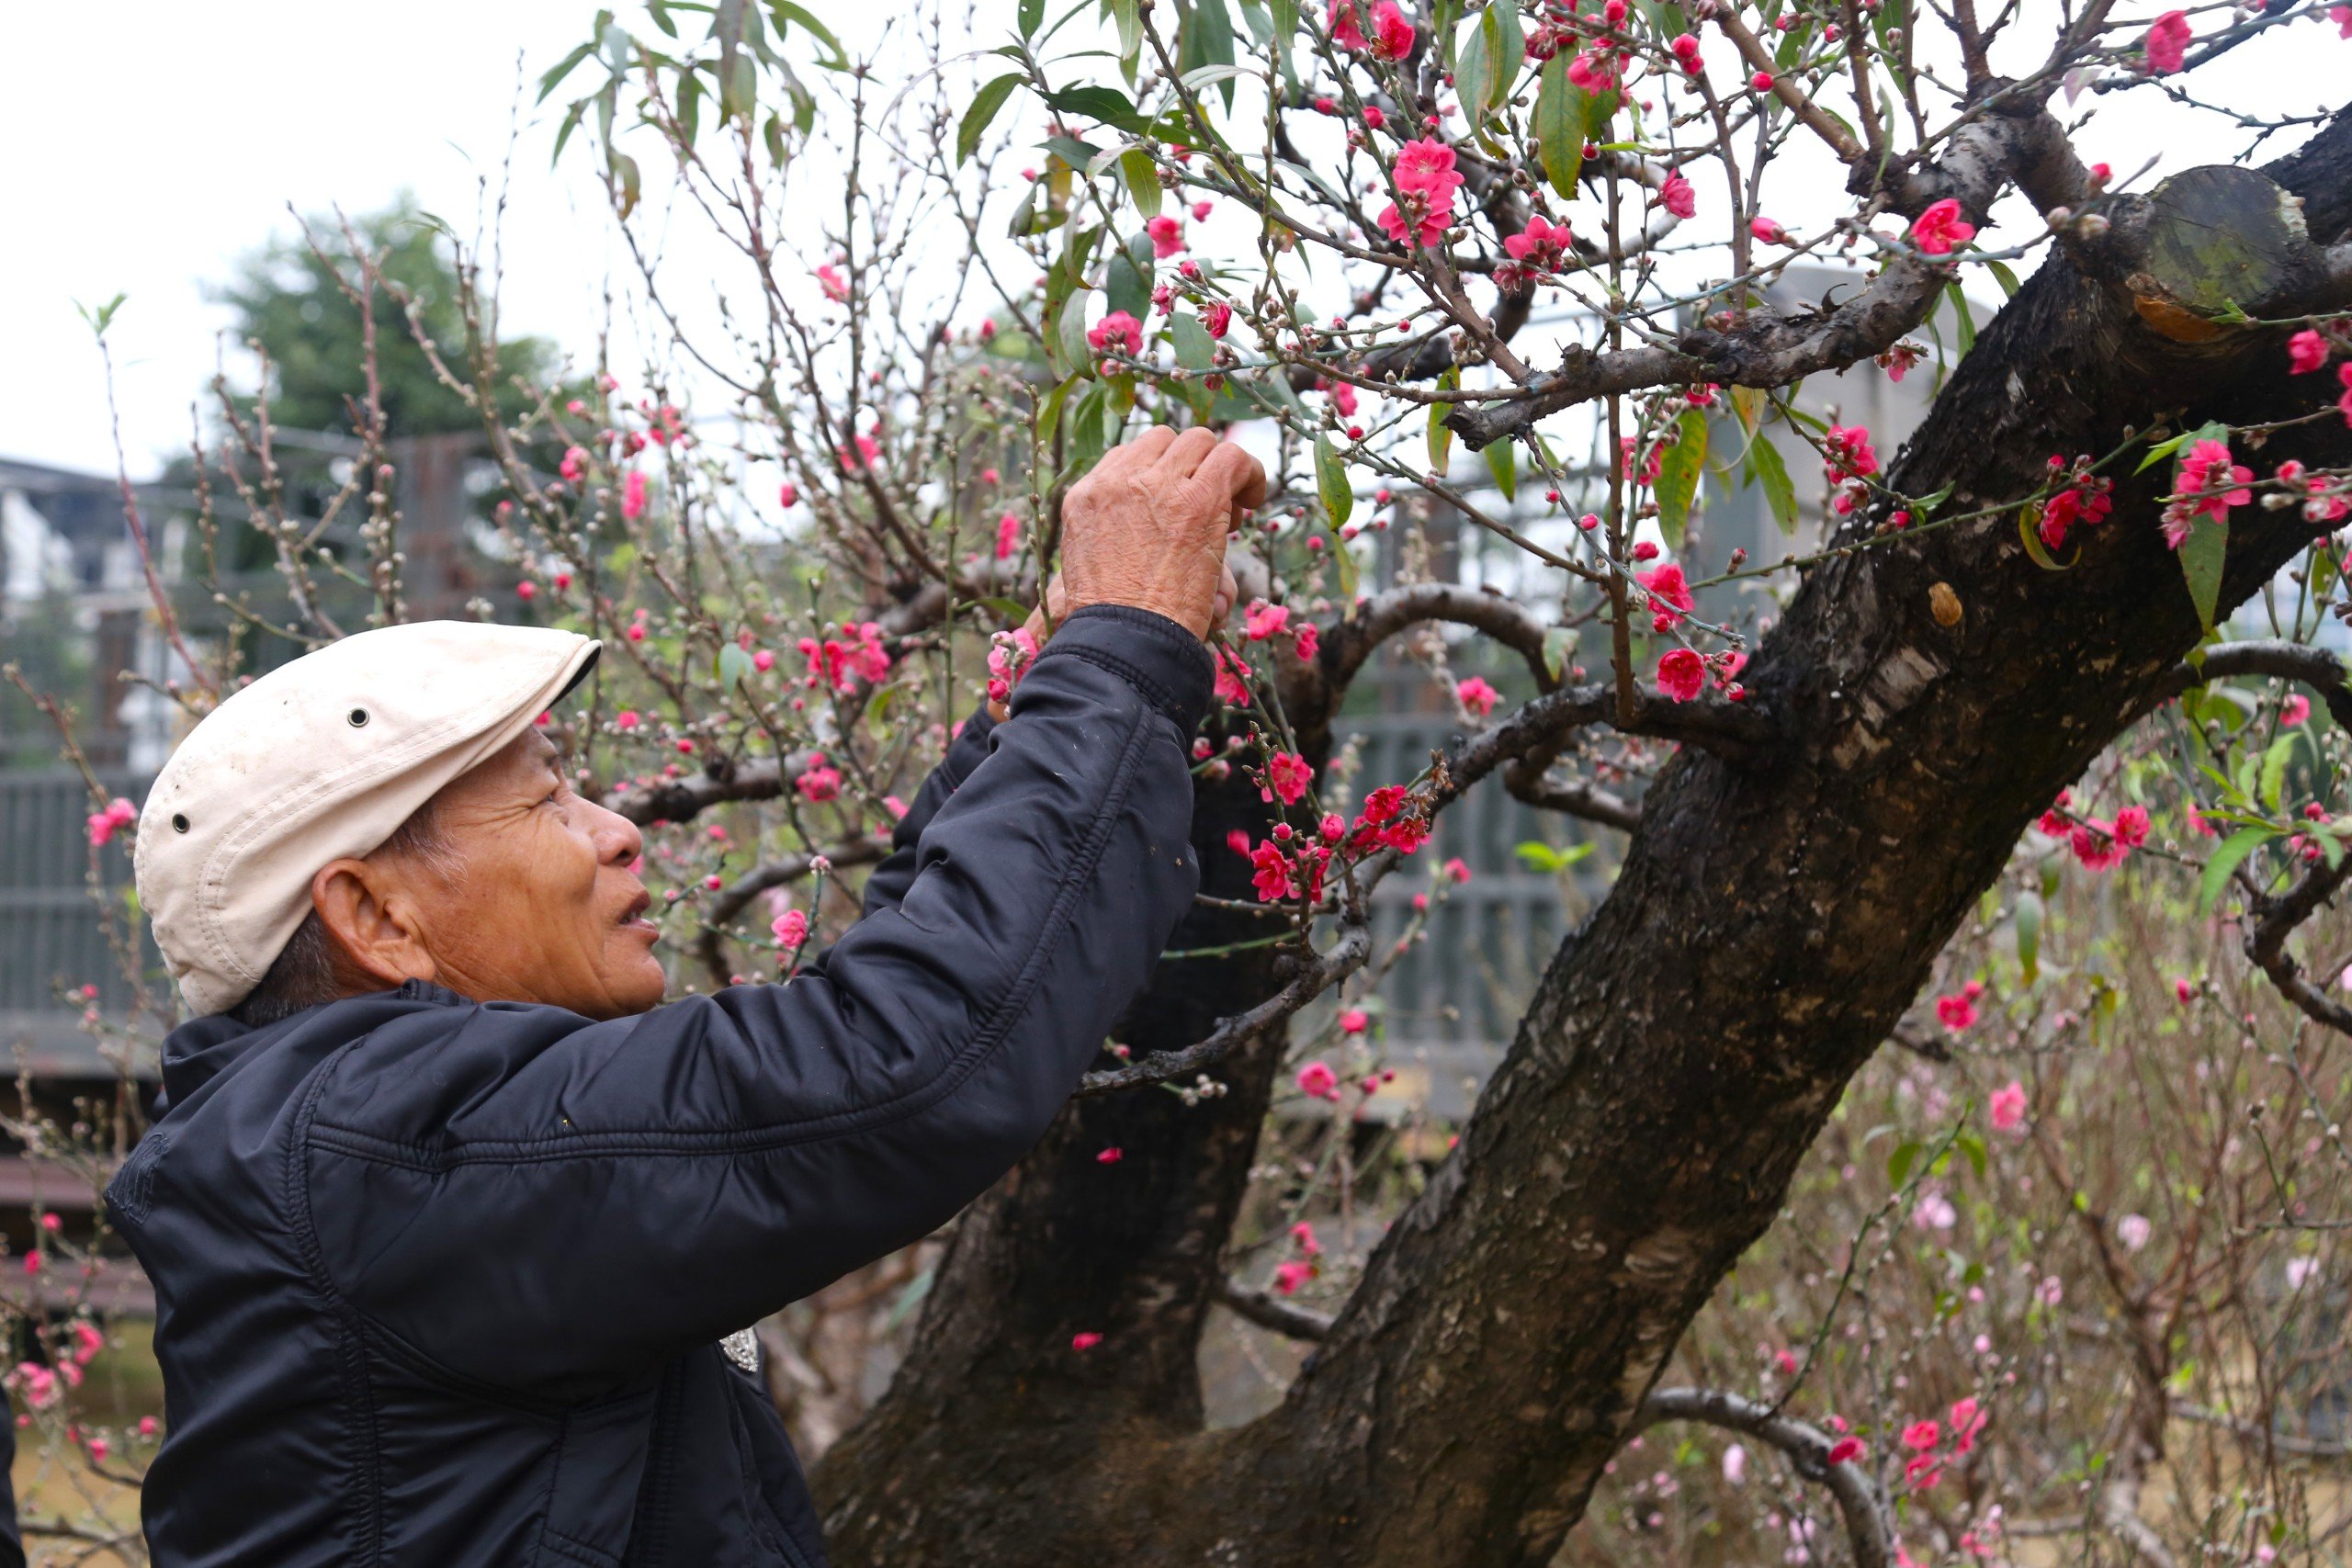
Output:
[854, 705, 996, 920]
[300, 606, 1211, 1394]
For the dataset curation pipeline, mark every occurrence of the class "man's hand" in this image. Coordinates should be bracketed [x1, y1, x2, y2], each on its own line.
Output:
[1058, 426, 1266, 638]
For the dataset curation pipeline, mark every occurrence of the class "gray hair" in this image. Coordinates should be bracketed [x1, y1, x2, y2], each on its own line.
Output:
[224, 800, 461, 1027]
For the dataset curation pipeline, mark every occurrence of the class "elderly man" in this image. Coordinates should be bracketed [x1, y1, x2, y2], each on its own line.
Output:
[109, 428, 1263, 1567]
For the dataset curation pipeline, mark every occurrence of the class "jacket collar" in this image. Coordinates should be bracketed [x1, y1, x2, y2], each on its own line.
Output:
[159, 980, 471, 1111]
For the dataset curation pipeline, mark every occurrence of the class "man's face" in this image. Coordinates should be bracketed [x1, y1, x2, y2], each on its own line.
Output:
[385, 731, 666, 1018]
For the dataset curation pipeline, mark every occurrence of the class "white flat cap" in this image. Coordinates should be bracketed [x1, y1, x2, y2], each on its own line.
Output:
[136, 621, 602, 1018]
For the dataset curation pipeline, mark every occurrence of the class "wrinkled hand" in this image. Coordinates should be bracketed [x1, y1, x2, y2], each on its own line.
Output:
[988, 567, 1238, 723]
[1058, 426, 1265, 637]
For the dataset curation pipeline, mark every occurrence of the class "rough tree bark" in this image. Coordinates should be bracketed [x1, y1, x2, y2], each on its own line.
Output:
[816, 114, 2352, 1566]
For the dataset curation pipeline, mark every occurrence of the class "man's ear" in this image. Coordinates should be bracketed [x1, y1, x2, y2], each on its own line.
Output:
[311, 859, 438, 989]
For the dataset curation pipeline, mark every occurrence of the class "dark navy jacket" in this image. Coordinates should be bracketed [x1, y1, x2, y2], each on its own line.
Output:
[107, 607, 1211, 1567]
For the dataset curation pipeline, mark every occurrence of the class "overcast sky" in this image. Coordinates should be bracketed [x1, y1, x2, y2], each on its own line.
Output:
[3, 4, 2343, 480]
[1, 1, 605, 478]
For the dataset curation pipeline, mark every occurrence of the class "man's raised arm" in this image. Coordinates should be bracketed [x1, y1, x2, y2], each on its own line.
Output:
[299, 429, 1264, 1393]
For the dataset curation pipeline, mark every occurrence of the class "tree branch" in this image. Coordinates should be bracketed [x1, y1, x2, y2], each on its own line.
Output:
[1320, 581, 1560, 694]
[1636, 1386, 1896, 1568]
[1444, 108, 2089, 451]
[693, 833, 894, 987]
[2151, 639, 2352, 731]
[1215, 1277, 1334, 1340]
[1504, 773, 1642, 833]
[2245, 850, 2352, 1038]
[1077, 923, 1373, 1096]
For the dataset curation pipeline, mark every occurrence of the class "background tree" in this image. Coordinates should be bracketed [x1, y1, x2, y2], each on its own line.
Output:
[210, 197, 562, 439]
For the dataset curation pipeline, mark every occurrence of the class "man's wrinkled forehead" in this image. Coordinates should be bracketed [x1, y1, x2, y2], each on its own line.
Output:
[445, 728, 564, 808]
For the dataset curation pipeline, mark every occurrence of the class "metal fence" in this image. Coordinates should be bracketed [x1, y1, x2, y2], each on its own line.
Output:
[0, 769, 152, 1073]
[1319, 663, 1600, 1119]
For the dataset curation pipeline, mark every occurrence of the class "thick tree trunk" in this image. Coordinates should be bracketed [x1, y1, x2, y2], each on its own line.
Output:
[817, 117, 2352, 1565]
[815, 732, 1324, 1537]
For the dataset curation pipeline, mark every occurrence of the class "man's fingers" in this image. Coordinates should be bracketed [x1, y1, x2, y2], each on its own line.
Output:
[1209, 560, 1239, 631]
[1151, 426, 1221, 480]
[1117, 426, 1179, 469]
[1192, 441, 1269, 520]
[1085, 427, 1170, 486]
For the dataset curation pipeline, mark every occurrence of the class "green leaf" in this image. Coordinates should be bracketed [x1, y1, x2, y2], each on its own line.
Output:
[552, 97, 591, 166]
[1514, 840, 1596, 873]
[2200, 825, 2274, 915]
[720, 50, 757, 120]
[1988, 259, 2021, 299]
[1044, 84, 1148, 133]
[1453, 12, 1496, 129]
[1106, 0, 1143, 64]
[1542, 625, 1576, 681]
[959, 73, 1023, 165]
[1054, 289, 1092, 377]
[1956, 1132, 1987, 1179]
[1316, 434, 1353, 527]
[1483, 439, 1517, 502]
[1428, 368, 1457, 475]
[2013, 890, 2042, 986]
[1488, 0, 1522, 93]
[718, 643, 757, 687]
[1044, 132, 1104, 171]
[768, 0, 846, 65]
[1120, 148, 1163, 219]
[611, 151, 643, 218]
[538, 39, 600, 104]
[2260, 732, 2299, 812]
[1654, 408, 1708, 548]
[1105, 236, 1152, 322]
[2137, 428, 2195, 474]
[1581, 85, 1620, 139]
[884, 1266, 934, 1331]
[1535, 52, 1586, 199]
[2018, 505, 2077, 571]
[1888, 1140, 1924, 1190]
[1331, 526, 1360, 598]
[1020, 0, 1046, 35]
[1035, 374, 1080, 446]
[1067, 383, 1111, 471]
[1179, 0, 1239, 109]
[1170, 309, 1216, 371]
[1944, 281, 1974, 358]
[1748, 432, 1797, 534]
[2177, 513, 2229, 636]
[74, 292, 128, 339]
